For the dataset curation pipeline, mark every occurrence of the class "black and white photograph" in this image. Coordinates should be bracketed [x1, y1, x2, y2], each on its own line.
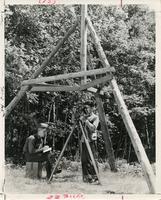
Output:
[1, 1, 161, 198]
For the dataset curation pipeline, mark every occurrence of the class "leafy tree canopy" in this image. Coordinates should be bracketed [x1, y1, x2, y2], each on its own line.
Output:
[5, 4, 155, 163]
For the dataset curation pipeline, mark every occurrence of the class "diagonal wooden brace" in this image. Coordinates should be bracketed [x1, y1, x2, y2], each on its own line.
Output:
[30, 74, 112, 92]
[5, 20, 79, 118]
[86, 16, 156, 193]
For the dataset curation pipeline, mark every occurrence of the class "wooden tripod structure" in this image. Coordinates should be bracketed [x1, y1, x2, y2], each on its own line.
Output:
[5, 5, 155, 193]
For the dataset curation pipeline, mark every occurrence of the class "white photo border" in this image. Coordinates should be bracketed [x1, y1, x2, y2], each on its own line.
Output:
[1, 0, 161, 199]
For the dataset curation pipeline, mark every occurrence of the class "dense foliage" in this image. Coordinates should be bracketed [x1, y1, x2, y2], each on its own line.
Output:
[5, 4, 155, 164]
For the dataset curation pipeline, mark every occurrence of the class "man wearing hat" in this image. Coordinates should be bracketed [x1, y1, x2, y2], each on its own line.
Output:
[80, 100, 99, 183]
[23, 123, 52, 179]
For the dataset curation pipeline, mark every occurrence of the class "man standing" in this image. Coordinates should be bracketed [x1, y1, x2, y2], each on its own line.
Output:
[23, 123, 52, 179]
[80, 101, 99, 183]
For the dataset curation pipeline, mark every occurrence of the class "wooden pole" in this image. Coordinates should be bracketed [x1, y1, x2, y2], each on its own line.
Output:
[86, 16, 117, 172]
[111, 79, 156, 193]
[22, 67, 114, 86]
[79, 121, 101, 184]
[48, 122, 77, 183]
[86, 17, 111, 70]
[80, 5, 88, 181]
[81, 5, 87, 84]
[5, 20, 78, 118]
[86, 17, 156, 193]
[95, 93, 117, 172]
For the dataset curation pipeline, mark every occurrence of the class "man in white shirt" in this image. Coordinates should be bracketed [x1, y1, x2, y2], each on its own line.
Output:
[80, 101, 99, 183]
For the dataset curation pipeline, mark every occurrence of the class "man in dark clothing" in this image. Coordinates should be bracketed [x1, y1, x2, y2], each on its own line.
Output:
[23, 123, 52, 179]
[80, 101, 99, 183]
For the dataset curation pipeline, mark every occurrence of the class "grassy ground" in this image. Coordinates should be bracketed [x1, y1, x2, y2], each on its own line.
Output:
[5, 160, 153, 194]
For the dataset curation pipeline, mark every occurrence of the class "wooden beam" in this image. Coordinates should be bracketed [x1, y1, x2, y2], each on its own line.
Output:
[111, 79, 156, 193]
[95, 93, 117, 172]
[86, 17, 111, 69]
[31, 85, 77, 92]
[81, 5, 87, 84]
[22, 67, 114, 86]
[87, 17, 156, 193]
[87, 16, 117, 172]
[5, 20, 78, 118]
[30, 74, 112, 92]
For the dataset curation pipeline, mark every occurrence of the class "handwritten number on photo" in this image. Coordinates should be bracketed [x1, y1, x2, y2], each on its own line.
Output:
[39, 0, 56, 4]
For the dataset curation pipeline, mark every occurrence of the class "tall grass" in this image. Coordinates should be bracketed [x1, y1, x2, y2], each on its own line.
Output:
[5, 159, 151, 194]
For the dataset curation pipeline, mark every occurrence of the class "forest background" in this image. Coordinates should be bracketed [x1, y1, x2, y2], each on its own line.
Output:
[5, 4, 155, 166]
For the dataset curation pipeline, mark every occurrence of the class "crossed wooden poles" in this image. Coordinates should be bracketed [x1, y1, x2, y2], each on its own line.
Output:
[5, 12, 156, 193]
[47, 120, 101, 184]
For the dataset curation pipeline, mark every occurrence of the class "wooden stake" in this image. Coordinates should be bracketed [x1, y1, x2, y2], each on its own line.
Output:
[48, 122, 77, 183]
[5, 21, 78, 118]
[79, 121, 101, 184]
[81, 5, 88, 84]
[87, 16, 156, 193]
[95, 93, 117, 172]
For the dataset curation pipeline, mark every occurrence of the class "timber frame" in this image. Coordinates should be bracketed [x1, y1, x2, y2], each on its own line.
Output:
[5, 5, 156, 193]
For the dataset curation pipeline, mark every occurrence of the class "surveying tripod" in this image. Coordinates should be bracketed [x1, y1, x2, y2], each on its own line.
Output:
[48, 118, 101, 184]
